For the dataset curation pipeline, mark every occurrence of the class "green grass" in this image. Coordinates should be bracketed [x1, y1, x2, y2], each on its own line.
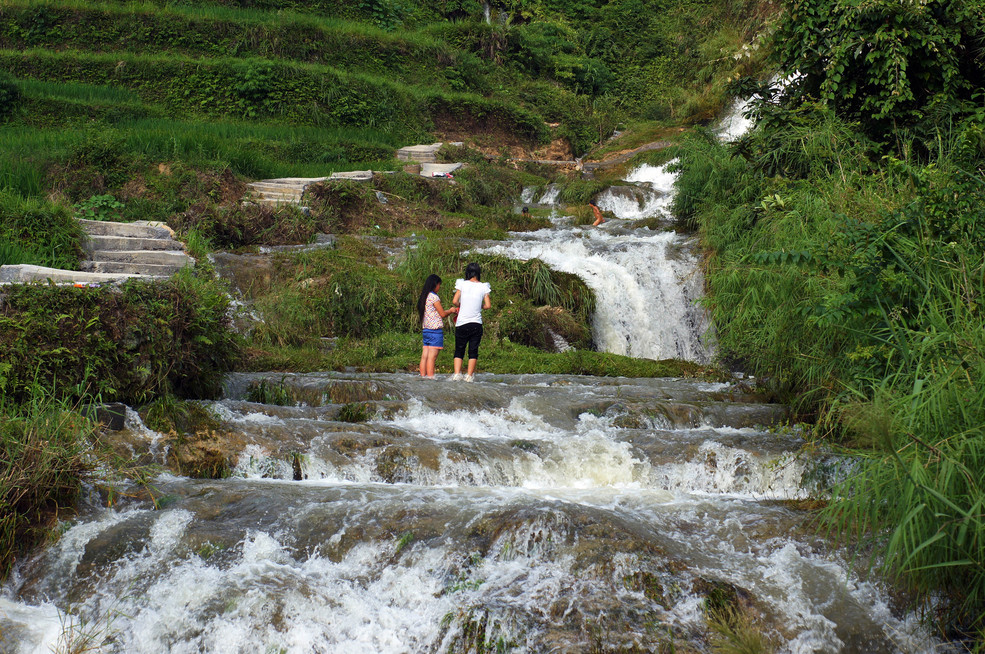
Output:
[585, 122, 685, 161]
[0, 391, 94, 580]
[0, 191, 83, 268]
[821, 242, 985, 641]
[17, 78, 141, 104]
[0, 269, 241, 405]
[0, 0, 459, 83]
[674, 90, 985, 639]
[0, 47, 548, 142]
[0, 117, 401, 200]
[245, 333, 710, 379]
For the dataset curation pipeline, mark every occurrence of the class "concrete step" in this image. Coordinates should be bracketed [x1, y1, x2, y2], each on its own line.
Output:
[248, 182, 307, 194]
[79, 219, 173, 239]
[0, 264, 160, 285]
[254, 190, 303, 201]
[255, 177, 328, 185]
[88, 250, 194, 266]
[396, 143, 443, 163]
[86, 235, 185, 252]
[250, 197, 303, 207]
[328, 170, 373, 181]
[81, 261, 184, 275]
[421, 162, 463, 178]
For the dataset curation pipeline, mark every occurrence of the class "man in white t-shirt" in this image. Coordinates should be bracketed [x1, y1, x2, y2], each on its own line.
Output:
[450, 262, 491, 382]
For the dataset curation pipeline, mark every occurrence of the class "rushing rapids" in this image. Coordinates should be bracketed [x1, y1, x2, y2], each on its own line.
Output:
[0, 373, 945, 653]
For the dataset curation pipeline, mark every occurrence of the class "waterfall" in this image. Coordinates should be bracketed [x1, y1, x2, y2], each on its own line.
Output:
[497, 95, 763, 363]
[481, 227, 711, 362]
[494, 157, 713, 362]
[716, 95, 756, 142]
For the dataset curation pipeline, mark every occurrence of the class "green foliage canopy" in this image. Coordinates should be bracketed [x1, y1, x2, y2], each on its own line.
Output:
[771, 0, 985, 137]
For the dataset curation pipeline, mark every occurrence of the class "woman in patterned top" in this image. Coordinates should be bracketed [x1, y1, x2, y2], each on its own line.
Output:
[417, 274, 458, 379]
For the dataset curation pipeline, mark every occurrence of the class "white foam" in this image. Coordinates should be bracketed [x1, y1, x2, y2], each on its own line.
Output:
[46, 508, 145, 579]
[538, 184, 560, 205]
[210, 401, 285, 425]
[0, 598, 64, 654]
[650, 441, 806, 499]
[481, 229, 711, 361]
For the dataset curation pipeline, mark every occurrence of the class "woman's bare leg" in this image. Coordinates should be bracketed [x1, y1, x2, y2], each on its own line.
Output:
[425, 348, 439, 377]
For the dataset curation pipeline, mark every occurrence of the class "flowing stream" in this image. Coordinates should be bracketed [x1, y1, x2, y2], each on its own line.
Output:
[0, 102, 949, 653]
[0, 374, 942, 653]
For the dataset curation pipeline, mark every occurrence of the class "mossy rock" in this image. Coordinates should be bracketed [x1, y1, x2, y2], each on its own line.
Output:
[165, 429, 241, 479]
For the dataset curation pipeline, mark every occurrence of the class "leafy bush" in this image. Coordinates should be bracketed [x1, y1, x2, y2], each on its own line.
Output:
[770, 0, 985, 140]
[172, 201, 322, 248]
[0, 270, 241, 404]
[73, 194, 124, 221]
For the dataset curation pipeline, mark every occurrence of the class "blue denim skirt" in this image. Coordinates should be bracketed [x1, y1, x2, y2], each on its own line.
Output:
[422, 328, 444, 348]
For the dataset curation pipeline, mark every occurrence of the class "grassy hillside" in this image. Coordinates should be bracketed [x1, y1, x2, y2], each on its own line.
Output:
[1, 0, 766, 380]
[0, 0, 773, 267]
[0, 1, 768, 176]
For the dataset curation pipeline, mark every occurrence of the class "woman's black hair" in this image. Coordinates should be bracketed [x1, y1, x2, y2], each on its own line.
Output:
[418, 274, 441, 322]
[464, 262, 481, 281]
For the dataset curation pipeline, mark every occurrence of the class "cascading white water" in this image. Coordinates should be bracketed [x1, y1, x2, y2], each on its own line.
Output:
[502, 98, 760, 363]
[594, 159, 679, 220]
[504, 158, 715, 362]
[0, 374, 948, 653]
[716, 95, 756, 142]
[481, 224, 712, 361]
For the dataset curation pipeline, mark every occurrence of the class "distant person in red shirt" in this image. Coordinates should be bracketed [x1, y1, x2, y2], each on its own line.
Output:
[589, 201, 605, 226]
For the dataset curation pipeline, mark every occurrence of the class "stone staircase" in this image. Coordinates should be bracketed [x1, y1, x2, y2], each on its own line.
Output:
[0, 219, 193, 285]
[80, 219, 193, 276]
[245, 173, 378, 208]
[245, 178, 326, 207]
[243, 160, 463, 209]
[396, 142, 444, 164]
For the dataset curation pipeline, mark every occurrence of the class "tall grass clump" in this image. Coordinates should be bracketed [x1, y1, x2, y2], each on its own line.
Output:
[0, 391, 94, 580]
[822, 243, 985, 643]
[674, 72, 985, 640]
